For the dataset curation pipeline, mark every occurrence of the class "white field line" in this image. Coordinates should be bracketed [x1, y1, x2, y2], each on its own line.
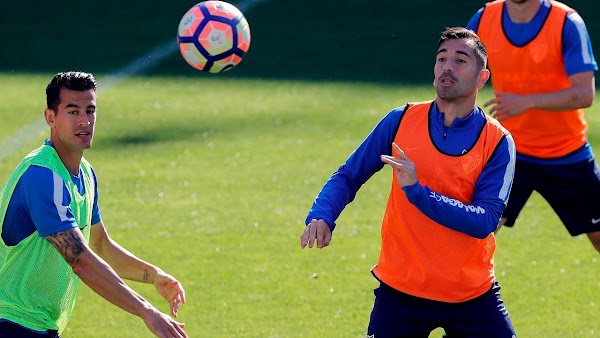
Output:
[0, 0, 267, 162]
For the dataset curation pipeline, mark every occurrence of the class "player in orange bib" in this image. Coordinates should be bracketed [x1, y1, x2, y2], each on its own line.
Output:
[300, 27, 517, 337]
[468, 0, 600, 251]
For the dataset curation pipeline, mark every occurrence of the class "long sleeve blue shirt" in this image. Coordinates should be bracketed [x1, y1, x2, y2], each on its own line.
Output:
[306, 102, 516, 239]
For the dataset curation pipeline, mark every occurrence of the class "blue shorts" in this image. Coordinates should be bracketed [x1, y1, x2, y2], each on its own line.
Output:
[0, 321, 60, 338]
[503, 158, 600, 236]
[366, 280, 517, 338]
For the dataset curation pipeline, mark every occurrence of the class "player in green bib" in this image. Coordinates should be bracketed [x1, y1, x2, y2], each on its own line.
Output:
[0, 72, 187, 338]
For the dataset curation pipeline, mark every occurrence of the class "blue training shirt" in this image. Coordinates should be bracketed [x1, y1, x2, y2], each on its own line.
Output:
[1, 141, 101, 246]
[467, 0, 598, 165]
[306, 102, 516, 238]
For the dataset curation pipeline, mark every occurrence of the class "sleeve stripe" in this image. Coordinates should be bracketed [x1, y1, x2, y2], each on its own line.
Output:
[568, 12, 593, 65]
[499, 134, 516, 203]
[52, 172, 70, 222]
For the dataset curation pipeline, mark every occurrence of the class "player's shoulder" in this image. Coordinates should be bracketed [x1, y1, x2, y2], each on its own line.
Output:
[20, 165, 61, 187]
[383, 104, 410, 121]
[550, 0, 576, 13]
[389, 104, 407, 115]
[23, 164, 52, 177]
[565, 11, 586, 27]
[562, 11, 592, 48]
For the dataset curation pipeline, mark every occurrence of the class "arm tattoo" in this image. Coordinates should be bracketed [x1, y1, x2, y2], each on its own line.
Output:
[143, 269, 150, 282]
[46, 229, 87, 267]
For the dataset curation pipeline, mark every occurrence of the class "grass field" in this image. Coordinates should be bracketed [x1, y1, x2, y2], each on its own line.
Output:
[1, 73, 599, 337]
[1, 0, 600, 337]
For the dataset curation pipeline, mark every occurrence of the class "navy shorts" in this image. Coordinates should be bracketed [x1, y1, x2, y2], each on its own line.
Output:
[366, 280, 516, 338]
[503, 158, 600, 236]
[0, 321, 60, 338]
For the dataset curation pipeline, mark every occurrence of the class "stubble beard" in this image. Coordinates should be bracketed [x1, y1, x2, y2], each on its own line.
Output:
[436, 87, 461, 102]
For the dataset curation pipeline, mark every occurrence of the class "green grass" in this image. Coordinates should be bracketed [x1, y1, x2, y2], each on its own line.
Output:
[2, 0, 600, 336]
[1, 73, 599, 337]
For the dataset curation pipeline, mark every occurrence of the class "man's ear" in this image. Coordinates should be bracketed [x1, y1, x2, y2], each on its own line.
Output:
[44, 108, 56, 127]
[478, 69, 490, 89]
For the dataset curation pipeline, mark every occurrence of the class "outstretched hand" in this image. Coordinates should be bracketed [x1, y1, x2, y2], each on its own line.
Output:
[154, 271, 186, 318]
[380, 143, 417, 187]
[142, 307, 187, 338]
[300, 219, 332, 249]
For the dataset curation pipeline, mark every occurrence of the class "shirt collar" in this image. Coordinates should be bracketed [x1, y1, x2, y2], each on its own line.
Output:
[432, 101, 481, 128]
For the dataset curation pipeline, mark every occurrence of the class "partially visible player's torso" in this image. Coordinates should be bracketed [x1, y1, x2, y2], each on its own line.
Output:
[0, 144, 96, 333]
[478, 0, 587, 158]
[373, 101, 507, 303]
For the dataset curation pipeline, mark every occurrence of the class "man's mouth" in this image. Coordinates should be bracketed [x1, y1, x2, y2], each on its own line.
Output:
[439, 75, 456, 85]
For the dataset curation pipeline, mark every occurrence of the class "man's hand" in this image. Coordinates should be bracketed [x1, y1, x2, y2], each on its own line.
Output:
[154, 271, 186, 318]
[300, 219, 332, 249]
[380, 143, 417, 187]
[142, 307, 187, 338]
[484, 90, 531, 121]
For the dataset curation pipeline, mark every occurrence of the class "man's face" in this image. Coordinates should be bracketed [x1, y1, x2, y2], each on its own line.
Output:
[48, 88, 97, 153]
[433, 38, 486, 102]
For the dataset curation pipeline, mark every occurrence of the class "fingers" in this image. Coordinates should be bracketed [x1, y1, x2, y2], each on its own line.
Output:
[171, 295, 181, 317]
[489, 105, 507, 120]
[300, 219, 317, 248]
[483, 98, 498, 108]
[488, 105, 498, 116]
[300, 221, 311, 248]
[300, 219, 331, 249]
[308, 221, 317, 248]
[315, 223, 332, 248]
[161, 319, 187, 338]
[173, 320, 187, 338]
[163, 280, 186, 318]
[380, 155, 411, 172]
[178, 282, 186, 304]
[381, 143, 415, 174]
[380, 155, 399, 167]
[391, 143, 408, 160]
[316, 224, 324, 248]
[300, 227, 308, 248]
[144, 310, 187, 338]
[303, 219, 317, 248]
[381, 156, 415, 179]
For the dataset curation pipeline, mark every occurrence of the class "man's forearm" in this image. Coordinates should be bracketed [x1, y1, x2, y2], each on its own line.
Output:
[73, 248, 157, 318]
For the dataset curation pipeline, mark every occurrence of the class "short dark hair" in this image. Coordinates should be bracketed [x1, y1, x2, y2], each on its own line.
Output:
[438, 27, 487, 70]
[46, 71, 98, 111]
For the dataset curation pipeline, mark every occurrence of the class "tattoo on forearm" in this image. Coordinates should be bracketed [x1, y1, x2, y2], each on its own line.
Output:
[46, 229, 86, 267]
[143, 269, 150, 282]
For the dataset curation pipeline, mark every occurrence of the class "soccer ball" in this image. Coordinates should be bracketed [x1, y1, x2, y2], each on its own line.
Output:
[177, 1, 251, 73]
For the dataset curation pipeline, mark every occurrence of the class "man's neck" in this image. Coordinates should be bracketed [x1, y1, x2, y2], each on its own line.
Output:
[435, 98, 476, 127]
[49, 140, 83, 176]
[506, 0, 542, 24]
[59, 152, 82, 176]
